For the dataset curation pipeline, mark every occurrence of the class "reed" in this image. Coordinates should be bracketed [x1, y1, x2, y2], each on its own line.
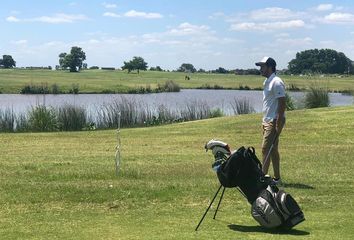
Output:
[285, 93, 296, 111]
[2, 97, 232, 132]
[15, 114, 30, 132]
[0, 108, 15, 132]
[305, 84, 329, 108]
[230, 98, 255, 115]
[57, 104, 87, 131]
[180, 100, 214, 121]
[27, 105, 58, 132]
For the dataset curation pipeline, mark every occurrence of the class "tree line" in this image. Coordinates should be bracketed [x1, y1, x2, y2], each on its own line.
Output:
[1, 47, 353, 74]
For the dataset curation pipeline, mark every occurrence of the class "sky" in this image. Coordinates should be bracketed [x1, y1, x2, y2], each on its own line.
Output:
[1, 0, 354, 70]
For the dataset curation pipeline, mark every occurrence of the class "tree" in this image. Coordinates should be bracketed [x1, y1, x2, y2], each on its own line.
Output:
[58, 46, 86, 72]
[0, 55, 16, 68]
[177, 63, 196, 73]
[122, 56, 148, 73]
[58, 53, 67, 69]
[213, 67, 229, 74]
[288, 49, 353, 74]
[150, 66, 163, 71]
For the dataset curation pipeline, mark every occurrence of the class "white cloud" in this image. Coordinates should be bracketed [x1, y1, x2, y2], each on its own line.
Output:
[250, 7, 300, 21]
[102, 2, 117, 9]
[103, 12, 121, 18]
[124, 10, 163, 19]
[321, 12, 354, 24]
[316, 4, 333, 11]
[209, 12, 226, 20]
[6, 16, 20, 22]
[275, 33, 290, 38]
[12, 40, 28, 45]
[6, 14, 89, 24]
[276, 37, 313, 46]
[32, 14, 88, 23]
[168, 22, 211, 36]
[43, 41, 65, 47]
[230, 20, 305, 31]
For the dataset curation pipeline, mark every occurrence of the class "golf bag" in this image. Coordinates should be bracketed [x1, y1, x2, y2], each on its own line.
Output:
[205, 139, 305, 229]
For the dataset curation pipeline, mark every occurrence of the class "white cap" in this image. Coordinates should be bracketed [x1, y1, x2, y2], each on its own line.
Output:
[255, 57, 276, 67]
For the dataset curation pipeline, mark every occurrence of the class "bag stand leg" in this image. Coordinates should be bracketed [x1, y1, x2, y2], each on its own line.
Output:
[213, 187, 226, 219]
[195, 185, 225, 231]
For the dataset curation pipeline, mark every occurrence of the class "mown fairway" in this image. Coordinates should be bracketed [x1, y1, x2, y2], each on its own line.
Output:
[0, 106, 353, 239]
[1, 69, 354, 93]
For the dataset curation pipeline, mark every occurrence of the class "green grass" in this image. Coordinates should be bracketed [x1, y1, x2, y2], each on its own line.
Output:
[1, 106, 354, 239]
[1, 69, 354, 93]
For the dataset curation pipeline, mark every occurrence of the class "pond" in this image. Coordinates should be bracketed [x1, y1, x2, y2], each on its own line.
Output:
[0, 89, 352, 116]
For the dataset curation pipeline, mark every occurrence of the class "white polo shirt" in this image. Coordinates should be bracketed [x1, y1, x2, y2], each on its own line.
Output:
[262, 73, 285, 123]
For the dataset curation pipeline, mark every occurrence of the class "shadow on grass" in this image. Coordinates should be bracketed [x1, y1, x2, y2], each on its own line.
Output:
[228, 224, 310, 236]
[283, 183, 315, 190]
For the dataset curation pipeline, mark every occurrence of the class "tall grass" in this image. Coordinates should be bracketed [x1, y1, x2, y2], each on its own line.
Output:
[230, 98, 255, 115]
[0, 99, 225, 132]
[96, 97, 140, 128]
[158, 80, 180, 92]
[0, 108, 15, 132]
[95, 97, 222, 129]
[20, 83, 50, 94]
[180, 100, 213, 120]
[15, 114, 30, 132]
[305, 85, 329, 108]
[28, 105, 58, 132]
[57, 104, 87, 131]
[285, 93, 296, 111]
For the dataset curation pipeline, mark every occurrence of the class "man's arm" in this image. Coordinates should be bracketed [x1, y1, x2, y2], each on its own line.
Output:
[276, 96, 286, 134]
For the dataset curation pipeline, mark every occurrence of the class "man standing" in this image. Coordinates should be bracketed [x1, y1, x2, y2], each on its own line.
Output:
[255, 57, 286, 185]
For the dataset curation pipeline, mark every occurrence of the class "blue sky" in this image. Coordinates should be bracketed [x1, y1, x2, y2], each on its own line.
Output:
[1, 0, 354, 70]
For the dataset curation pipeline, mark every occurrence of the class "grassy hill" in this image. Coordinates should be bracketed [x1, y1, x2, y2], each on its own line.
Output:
[0, 106, 354, 239]
[0, 69, 354, 93]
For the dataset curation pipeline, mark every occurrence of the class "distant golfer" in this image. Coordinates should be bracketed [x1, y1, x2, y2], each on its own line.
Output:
[255, 57, 286, 185]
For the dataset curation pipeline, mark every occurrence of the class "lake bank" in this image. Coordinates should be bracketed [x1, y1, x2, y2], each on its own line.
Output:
[1, 69, 354, 93]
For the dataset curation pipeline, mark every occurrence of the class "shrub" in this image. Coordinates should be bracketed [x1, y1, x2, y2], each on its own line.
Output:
[285, 93, 296, 111]
[20, 83, 50, 94]
[51, 83, 60, 94]
[158, 80, 180, 92]
[209, 108, 224, 118]
[304, 85, 329, 108]
[127, 85, 153, 94]
[288, 84, 301, 91]
[69, 84, 80, 94]
[28, 105, 57, 132]
[238, 84, 251, 90]
[101, 67, 115, 70]
[198, 84, 224, 90]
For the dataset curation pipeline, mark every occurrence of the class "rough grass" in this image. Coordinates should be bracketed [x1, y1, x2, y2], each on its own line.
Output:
[1, 69, 354, 93]
[0, 106, 354, 239]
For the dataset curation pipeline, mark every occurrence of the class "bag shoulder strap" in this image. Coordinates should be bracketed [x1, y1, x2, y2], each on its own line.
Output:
[244, 147, 263, 169]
